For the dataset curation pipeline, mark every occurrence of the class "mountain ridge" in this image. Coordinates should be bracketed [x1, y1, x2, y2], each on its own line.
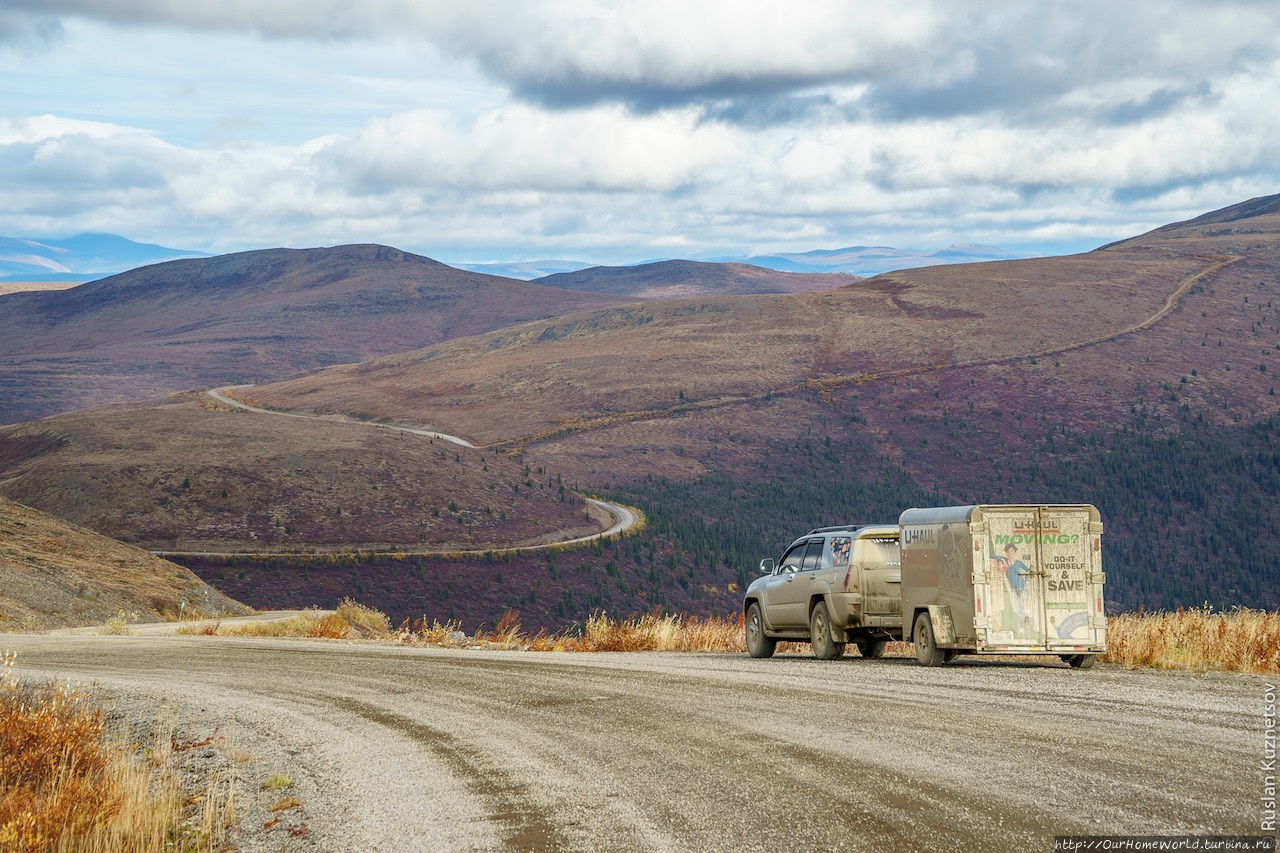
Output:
[0, 232, 209, 281]
[0, 243, 630, 423]
[0, 495, 250, 631]
[533, 259, 860, 297]
[223, 193, 1280, 621]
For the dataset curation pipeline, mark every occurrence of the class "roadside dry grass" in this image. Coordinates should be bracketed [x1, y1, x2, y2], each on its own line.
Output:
[396, 609, 747, 652]
[185, 598, 392, 640]
[1100, 607, 1280, 674]
[399, 607, 1280, 674]
[184, 599, 1280, 675]
[0, 651, 232, 851]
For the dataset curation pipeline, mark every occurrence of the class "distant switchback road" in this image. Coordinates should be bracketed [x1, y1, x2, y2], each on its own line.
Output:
[168, 386, 638, 557]
[4, 635, 1262, 851]
[206, 385, 475, 447]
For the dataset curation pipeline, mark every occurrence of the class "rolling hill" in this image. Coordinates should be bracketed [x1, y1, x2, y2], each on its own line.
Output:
[0, 244, 629, 424]
[230, 194, 1280, 620]
[242, 250, 1211, 451]
[533, 259, 859, 298]
[4, 196, 1278, 629]
[0, 495, 250, 631]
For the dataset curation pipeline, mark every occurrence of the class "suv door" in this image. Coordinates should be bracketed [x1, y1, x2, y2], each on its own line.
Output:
[760, 540, 815, 629]
[785, 539, 828, 628]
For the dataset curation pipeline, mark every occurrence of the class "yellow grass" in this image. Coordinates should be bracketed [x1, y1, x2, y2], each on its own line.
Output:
[393, 607, 1280, 674]
[1100, 607, 1280, 674]
[188, 598, 393, 640]
[187, 598, 1280, 675]
[0, 651, 232, 852]
[396, 610, 749, 653]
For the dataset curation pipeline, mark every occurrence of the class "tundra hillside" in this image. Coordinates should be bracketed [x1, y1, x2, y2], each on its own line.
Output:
[239, 196, 1280, 624]
[0, 496, 248, 631]
[1, 197, 1277, 631]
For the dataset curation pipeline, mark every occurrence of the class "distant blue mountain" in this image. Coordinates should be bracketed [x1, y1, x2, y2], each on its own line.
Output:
[455, 243, 1042, 280]
[0, 233, 210, 282]
[735, 243, 1042, 276]
[450, 259, 595, 280]
[4, 235, 1040, 284]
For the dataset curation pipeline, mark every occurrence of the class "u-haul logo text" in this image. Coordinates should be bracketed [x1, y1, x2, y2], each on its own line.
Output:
[903, 526, 935, 546]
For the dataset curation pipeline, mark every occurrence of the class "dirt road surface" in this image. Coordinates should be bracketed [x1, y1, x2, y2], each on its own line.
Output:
[2, 634, 1265, 851]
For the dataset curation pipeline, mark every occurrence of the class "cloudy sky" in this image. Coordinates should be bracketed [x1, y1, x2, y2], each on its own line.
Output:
[3, 1, 1279, 263]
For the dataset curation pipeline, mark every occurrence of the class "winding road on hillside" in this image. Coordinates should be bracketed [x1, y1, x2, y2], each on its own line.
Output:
[4, 634, 1263, 851]
[207, 385, 475, 447]
[173, 386, 639, 559]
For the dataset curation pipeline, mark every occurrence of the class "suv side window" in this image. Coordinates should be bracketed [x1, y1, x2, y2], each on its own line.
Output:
[830, 536, 852, 568]
[801, 540, 824, 571]
[779, 544, 806, 573]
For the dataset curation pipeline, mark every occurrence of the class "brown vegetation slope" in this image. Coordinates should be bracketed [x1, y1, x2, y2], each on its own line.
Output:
[244, 249, 1211, 461]
[534, 259, 859, 299]
[0, 244, 628, 424]
[0, 395, 605, 553]
[6, 196, 1279, 627]
[226, 194, 1280, 621]
[0, 495, 249, 631]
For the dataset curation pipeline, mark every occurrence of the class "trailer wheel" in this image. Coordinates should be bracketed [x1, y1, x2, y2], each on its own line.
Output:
[1066, 654, 1097, 670]
[745, 602, 776, 659]
[810, 602, 846, 660]
[856, 638, 888, 659]
[913, 612, 946, 667]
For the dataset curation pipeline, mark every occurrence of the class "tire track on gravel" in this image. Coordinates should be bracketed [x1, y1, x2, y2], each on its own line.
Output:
[326, 696, 567, 852]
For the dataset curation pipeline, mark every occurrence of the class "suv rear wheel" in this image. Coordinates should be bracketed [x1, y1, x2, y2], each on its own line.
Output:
[810, 602, 846, 660]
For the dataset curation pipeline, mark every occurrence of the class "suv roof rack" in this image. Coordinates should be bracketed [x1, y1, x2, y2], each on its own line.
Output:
[807, 524, 865, 535]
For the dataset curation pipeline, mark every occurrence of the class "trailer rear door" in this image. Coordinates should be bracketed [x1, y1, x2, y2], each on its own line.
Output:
[1037, 507, 1100, 650]
[977, 506, 1099, 649]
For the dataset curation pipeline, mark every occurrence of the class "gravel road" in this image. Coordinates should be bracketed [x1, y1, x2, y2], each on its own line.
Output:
[206, 385, 476, 448]
[2, 634, 1267, 851]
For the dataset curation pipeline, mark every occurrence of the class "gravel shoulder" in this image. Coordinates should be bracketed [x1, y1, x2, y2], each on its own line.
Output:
[1, 634, 1268, 851]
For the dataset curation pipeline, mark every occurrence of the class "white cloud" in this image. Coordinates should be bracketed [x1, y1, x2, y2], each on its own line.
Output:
[1, 1, 1278, 259]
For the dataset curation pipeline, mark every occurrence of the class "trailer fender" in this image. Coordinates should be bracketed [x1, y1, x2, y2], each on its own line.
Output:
[926, 605, 957, 646]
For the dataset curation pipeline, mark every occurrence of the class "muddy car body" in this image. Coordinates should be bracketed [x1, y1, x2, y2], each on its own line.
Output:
[743, 523, 903, 660]
[744, 504, 1108, 668]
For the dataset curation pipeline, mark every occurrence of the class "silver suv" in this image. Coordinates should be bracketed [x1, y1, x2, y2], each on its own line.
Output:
[743, 524, 903, 659]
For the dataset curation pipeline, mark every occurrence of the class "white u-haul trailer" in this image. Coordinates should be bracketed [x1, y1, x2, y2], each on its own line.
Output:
[899, 504, 1107, 668]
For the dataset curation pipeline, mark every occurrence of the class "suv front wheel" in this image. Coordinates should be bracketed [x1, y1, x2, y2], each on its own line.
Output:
[745, 602, 777, 658]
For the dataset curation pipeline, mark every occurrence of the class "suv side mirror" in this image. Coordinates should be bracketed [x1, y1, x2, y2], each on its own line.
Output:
[759, 558, 776, 575]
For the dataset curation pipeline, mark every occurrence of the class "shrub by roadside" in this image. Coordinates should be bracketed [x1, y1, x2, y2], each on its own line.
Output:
[397, 607, 1280, 674]
[180, 598, 391, 640]
[395, 609, 748, 653]
[0, 651, 233, 851]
